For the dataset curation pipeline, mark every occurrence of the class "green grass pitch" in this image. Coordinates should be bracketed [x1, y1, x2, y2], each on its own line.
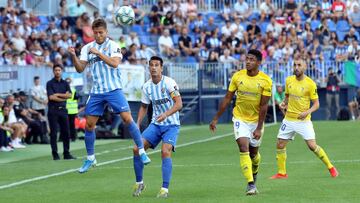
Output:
[0, 121, 359, 203]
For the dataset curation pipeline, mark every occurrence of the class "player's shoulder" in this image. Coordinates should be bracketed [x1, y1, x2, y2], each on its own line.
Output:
[143, 79, 152, 88]
[81, 41, 95, 50]
[163, 75, 177, 84]
[304, 76, 317, 86]
[232, 69, 246, 79]
[286, 75, 296, 83]
[258, 71, 272, 82]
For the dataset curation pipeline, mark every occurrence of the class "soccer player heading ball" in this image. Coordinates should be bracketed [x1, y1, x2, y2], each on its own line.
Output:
[68, 18, 151, 173]
[270, 59, 339, 179]
[210, 49, 272, 195]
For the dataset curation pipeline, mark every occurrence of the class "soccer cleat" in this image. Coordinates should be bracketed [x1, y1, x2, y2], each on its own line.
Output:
[329, 167, 339, 178]
[156, 188, 169, 198]
[246, 183, 258, 196]
[270, 173, 288, 179]
[78, 159, 97, 173]
[132, 183, 145, 197]
[140, 153, 151, 165]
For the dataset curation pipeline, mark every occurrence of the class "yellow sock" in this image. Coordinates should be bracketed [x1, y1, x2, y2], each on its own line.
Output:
[314, 145, 333, 169]
[251, 152, 261, 175]
[276, 148, 287, 175]
[240, 152, 254, 183]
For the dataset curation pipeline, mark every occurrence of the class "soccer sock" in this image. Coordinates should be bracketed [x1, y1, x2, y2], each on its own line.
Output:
[133, 155, 144, 182]
[162, 157, 172, 189]
[127, 122, 144, 149]
[240, 152, 254, 183]
[251, 152, 261, 175]
[314, 145, 334, 169]
[84, 130, 95, 156]
[276, 148, 287, 175]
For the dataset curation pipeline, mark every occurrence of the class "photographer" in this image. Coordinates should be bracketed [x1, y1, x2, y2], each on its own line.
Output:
[325, 68, 341, 120]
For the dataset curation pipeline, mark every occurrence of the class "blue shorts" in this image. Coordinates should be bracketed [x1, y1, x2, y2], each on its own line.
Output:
[85, 89, 130, 116]
[143, 124, 180, 151]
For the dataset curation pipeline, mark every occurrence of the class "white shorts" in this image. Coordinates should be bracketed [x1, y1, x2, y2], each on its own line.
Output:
[277, 119, 316, 140]
[232, 117, 264, 147]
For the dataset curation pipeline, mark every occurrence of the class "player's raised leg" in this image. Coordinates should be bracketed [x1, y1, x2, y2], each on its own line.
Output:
[79, 115, 99, 173]
[121, 111, 151, 165]
[132, 139, 151, 197]
[306, 140, 339, 178]
[270, 139, 289, 179]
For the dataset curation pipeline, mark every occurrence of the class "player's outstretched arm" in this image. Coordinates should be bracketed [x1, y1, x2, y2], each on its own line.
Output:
[68, 47, 87, 73]
[137, 103, 148, 127]
[209, 91, 235, 132]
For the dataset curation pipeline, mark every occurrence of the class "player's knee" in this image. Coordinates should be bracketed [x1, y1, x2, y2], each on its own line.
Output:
[121, 114, 133, 124]
[85, 122, 96, 131]
[308, 144, 317, 151]
[239, 145, 249, 152]
[133, 146, 139, 155]
[161, 148, 172, 158]
[276, 141, 286, 149]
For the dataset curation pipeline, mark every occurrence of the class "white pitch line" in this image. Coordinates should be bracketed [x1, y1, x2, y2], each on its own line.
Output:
[0, 123, 277, 190]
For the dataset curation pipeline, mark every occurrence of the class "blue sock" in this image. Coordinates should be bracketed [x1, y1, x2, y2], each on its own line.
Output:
[127, 122, 144, 149]
[84, 130, 95, 155]
[133, 155, 144, 182]
[162, 157, 172, 188]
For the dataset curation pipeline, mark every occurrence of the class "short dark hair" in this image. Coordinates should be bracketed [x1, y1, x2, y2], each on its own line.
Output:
[53, 64, 63, 71]
[92, 18, 107, 29]
[149, 56, 163, 66]
[248, 49, 262, 62]
[34, 76, 40, 81]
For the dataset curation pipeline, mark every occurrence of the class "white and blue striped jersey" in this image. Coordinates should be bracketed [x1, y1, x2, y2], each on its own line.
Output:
[80, 38, 123, 94]
[141, 76, 180, 126]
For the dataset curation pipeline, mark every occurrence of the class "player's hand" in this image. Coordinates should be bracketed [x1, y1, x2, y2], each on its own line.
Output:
[253, 128, 262, 140]
[156, 113, 167, 122]
[279, 101, 287, 110]
[67, 47, 76, 56]
[89, 47, 100, 56]
[209, 119, 218, 133]
[298, 111, 309, 120]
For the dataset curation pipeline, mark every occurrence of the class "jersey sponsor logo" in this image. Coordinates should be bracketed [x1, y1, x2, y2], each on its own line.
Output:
[88, 56, 101, 65]
[154, 98, 170, 105]
[114, 48, 121, 53]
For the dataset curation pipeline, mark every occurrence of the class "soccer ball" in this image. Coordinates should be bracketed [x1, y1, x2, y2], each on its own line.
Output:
[115, 6, 135, 25]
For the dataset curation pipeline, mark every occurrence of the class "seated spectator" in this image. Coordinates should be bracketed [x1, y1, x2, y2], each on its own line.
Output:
[346, 0, 360, 16]
[219, 48, 237, 67]
[206, 50, 219, 63]
[221, 0, 232, 21]
[0, 103, 14, 152]
[234, 0, 252, 20]
[207, 29, 221, 53]
[348, 88, 360, 120]
[173, 9, 186, 34]
[68, 0, 86, 17]
[321, 0, 332, 18]
[347, 40, 360, 60]
[158, 29, 179, 58]
[266, 16, 282, 39]
[193, 13, 205, 33]
[259, 0, 275, 21]
[198, 44, 210, 64]
[126, 32, 140, 48]
[149, 0, 164, 34]
[186, 0, 197, 21]
[106, 0, 120, 22]
[322, 38, 335, 60]
[308, 38, 323, 61]
[59, 19, 72, 35]
[348, 5, 360, 33]
[59, 0, 68, 17]
[302, 0, 321, 20]
[221, 20, 233, 38]
[344, 27, 359, 45]
[330, 31, 339, 46]
[335, 40, 348, 61]
[246, 18, 261, 43]
[203, 17, 217, 34]
[332, 0, 347, 21]
[38, 32, 51, 50]
[57, 33, 71, 50]
[161, 11, 175, 34]
[178, 27, 199, 56]
[138, 44, 156, 63]
[284, 0, 298, 16]
[226, 31, 245, 55]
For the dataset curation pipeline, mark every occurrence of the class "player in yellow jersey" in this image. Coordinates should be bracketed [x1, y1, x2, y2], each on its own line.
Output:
[210, 49, 272, 195]
[270, 59, 339, 179]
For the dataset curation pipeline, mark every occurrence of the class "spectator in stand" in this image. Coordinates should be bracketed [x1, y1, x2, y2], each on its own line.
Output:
[203, 16, 218, 34]
[30, 76, 48, 116]
[161, 11, 175, 34]
[207, 29, 221, 53]
[10, 31, 25, 52]
[302, 0, 321, 21]
[322, 38, 335, 60]
[38, 32, 51, 50]
[308, 38, 323, 61]
[186, 0, 198, 22]
[59, 19, 72, 35]
[173, 9, 185, 34]
[198, 43, 210, 64]
[284, 0, 298, 17]
[221, 0, 232, 21]
[344, 27, 359, 45]
[207, 50, 219, 63]
[335, 40, 349, 61]
[106, 0, 120, 23]
[226, 31, 244, 55]
[219, 48, 237, 66]
[246, 18, 261, 43]
[138, 44, 156, 63]
[234, 0, 252, 20]
[126, 32, 140, 47]
[149, 0, 164, 34]
[158, 29, 179, 58]
[0, 102, 14, 152]
[193, 13, 205, 33]
[195, 30, 208, 49]
[330, 31, 339, 46]
[68, 0, 86, 17]
[347, 39, 360, 60]
[5, 95, 27, 149]
[346, 0, 360, 15]
[332, 0, 347, 21]
[322, 0, 333, 18]
[348, 5, 360, 33]
[178, 26, 199, 56]
[59, 0, 68, 17]
[221, 20, 233, 38]
[259, 0, 275, 21]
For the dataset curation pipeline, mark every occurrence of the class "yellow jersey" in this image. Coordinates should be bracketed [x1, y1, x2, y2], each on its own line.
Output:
[285, 75, 318, 121]
[228, 69, 272, 123]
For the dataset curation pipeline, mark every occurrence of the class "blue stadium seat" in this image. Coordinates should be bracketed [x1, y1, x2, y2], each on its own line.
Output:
[185, 56, 197, 63]
[336, 20, 350, 32]
[139, 35, 149, 45]
[189, 34, 196, 43]
[310, 20, 321, 31]
[38, 16, 49, 25]
[327, 19, 336, 32]
[130, 25, 144, 35]
[298, 10, 307, 21]
[336, 31, 347, 42]
[260, 22, 269, 35]
[172, 34, 180, 45]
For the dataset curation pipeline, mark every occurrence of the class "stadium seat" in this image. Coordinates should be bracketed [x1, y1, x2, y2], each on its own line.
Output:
[189, 34, 196, 43]
[298, 10, 307, 21]
[260, 22, 269, 35]
[327, 19, 336, 32]
[38, 15, 49, 25]
[130, 25, 144, 35]
[185, 56, 197, 63]
[336, 20, 350, 32]
[139, 35, 149, 45]
[310, 20, 321, 31]
[172, 34, 180, 45]
[336, 31, 347, 42]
